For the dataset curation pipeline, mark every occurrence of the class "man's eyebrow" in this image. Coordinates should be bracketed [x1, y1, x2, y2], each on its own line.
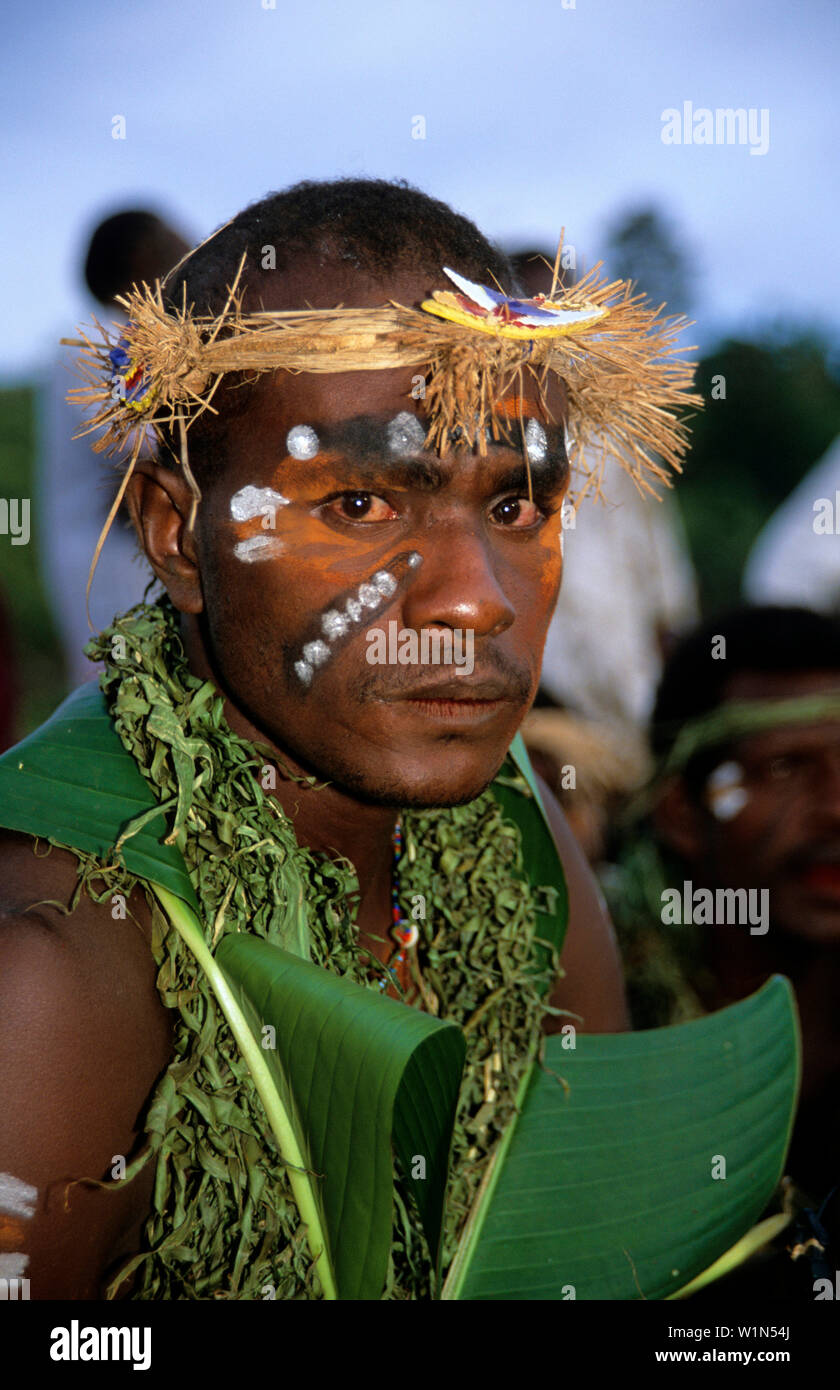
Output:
[286, 415, 568, 492]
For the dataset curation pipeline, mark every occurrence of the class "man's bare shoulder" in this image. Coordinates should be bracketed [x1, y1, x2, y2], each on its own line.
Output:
[532, 775, 630, 1035]
[0, 830, 172, 1298]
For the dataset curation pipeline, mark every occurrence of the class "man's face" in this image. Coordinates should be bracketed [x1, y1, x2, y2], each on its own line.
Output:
[190, 262, 568, 807]
[689, 670, 840, 943]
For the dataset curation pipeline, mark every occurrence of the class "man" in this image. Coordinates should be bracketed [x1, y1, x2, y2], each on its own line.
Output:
[612, 604, 840, 1203]
[0, 179, 699, 1300]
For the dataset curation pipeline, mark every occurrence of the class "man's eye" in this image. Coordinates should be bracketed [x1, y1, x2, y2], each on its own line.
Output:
[328, 492, 397, 522]
[491, 497, 544, 527]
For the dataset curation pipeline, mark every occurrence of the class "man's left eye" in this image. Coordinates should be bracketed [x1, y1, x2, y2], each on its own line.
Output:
[329, 492, 398, 522]
[491, 497, 543, 527]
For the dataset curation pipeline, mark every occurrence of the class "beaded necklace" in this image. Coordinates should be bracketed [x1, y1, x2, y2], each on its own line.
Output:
[378, 818, 420, 995]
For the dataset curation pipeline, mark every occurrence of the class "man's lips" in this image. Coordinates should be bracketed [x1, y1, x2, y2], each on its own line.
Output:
[796, 860, 840, 899]
[378, 676, 521, 722]
[391, 677, 516, 702]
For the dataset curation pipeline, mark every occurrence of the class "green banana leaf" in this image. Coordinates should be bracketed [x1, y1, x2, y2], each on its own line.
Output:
[215, 933, 465, 1299]
[448, 974, 800, 1300]
[0, 685, 802, 1301]
[0, 682, 198, 908]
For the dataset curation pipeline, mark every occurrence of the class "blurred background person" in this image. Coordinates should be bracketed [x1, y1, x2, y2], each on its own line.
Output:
[604, 604, 840, 1205]
[38, 209, 190, 688]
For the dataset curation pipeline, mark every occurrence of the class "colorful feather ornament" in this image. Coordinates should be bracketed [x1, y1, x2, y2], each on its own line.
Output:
[422, 266, 609, 339]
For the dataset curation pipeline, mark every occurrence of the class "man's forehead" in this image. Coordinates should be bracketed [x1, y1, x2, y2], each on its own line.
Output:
[249, 364, 565, 437]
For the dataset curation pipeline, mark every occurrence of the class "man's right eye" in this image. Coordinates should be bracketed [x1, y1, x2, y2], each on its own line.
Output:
[326, 492, 398, 523]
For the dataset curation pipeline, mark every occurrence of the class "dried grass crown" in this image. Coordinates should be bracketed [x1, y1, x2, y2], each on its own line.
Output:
[65, 251, 702, 531]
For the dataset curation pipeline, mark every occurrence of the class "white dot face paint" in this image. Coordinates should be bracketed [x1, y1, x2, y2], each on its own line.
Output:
[0, 1173, 37, 1221]
[293, 551, 422, 686]
[524, 418, 548, 464]
[286, 424, 320, 460]
[321, 609, 350, 640]
[233, 536, 285, 563]
[302, 640, 330, 667]
[706, 761, 750, 822]
[230, 485, 290, 523]
[386, 412, 426, 457]
[0, 1172, 36, 1280]
[372, 570, 397, 598]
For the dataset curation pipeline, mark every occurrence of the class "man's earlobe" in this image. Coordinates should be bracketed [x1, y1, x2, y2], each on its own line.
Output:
[652, 777, 708, 864]
[125, 462, 204, 615]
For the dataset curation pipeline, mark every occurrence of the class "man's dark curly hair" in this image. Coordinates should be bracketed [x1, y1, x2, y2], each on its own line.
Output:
[158, 178, 512, 479]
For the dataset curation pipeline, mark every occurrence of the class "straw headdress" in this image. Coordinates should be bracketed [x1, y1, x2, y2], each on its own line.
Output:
[62, 240, 702, 600]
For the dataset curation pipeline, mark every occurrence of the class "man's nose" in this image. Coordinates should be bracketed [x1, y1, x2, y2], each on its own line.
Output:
[400, 528, 515, 638]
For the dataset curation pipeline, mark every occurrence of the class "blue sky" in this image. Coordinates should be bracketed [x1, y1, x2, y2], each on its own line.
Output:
[2, 0, 838, 376]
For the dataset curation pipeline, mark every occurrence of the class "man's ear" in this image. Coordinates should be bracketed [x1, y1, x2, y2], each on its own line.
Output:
[125, 460, 203, 614]
[652, 776, 709, 865]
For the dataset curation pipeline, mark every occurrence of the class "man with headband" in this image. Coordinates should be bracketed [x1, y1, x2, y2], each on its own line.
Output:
[613, 604, 840, 1211]
[0, 179, 706, 1300]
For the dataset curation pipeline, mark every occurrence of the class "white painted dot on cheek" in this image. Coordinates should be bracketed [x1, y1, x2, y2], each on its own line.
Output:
[372, 570, 397, 597]
[386, 412, 427, 456]
[302, 640, 330, 668]
[321, 609, 349, 640]
[286, 425, 320, 460]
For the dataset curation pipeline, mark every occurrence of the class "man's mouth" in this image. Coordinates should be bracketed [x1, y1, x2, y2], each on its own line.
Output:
[792, 850, 840, 900]
[386, 677, 519, 722]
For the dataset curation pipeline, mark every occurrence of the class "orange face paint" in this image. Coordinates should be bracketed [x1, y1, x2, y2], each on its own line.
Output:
[0, 1215, 25, 1251]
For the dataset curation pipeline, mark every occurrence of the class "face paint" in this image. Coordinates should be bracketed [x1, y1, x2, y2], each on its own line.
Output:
[0, 1215, 26, 1250]
[386, 411, 426, 457]
[286, 424, 320, 460]
[0, 1174, 35, 1277]
[706, 760, 750, 821]
[293, 551, 422, 686]
[230, 484, 290, 522]
[0, 1173, 36, 1223]
[233, 535, 285, 563]
[524, 418, 548, 464]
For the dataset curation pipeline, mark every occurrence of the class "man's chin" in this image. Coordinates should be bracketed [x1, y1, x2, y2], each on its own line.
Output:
[299, 742, 510, 809]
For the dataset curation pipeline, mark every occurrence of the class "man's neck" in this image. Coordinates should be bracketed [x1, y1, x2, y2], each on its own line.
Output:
[180, 612, 397, 949]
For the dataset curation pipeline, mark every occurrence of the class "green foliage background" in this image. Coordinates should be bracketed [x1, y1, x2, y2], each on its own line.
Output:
[0, 386, 65, 737]
[681, 330, 840, 612]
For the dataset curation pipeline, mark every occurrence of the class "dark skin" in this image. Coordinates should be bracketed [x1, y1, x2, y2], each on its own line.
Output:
[0, 256, 627, 1298]
[655, 667, 840, 1196]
